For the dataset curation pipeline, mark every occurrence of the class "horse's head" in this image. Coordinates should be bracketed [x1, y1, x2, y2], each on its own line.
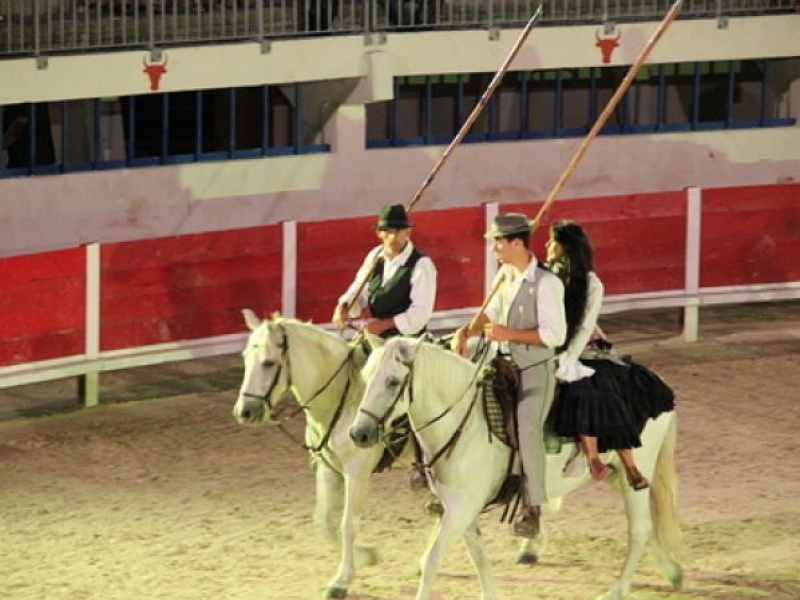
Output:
[349, 337, 416, 448]
[232, 309, 294, 425]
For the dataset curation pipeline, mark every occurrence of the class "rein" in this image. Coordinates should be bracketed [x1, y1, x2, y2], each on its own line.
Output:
[248, 323, 358, 457]
[361, 340, 492, 472]
[415, 342, 492, 471]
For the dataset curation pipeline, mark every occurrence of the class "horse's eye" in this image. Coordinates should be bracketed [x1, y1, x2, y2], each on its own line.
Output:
[387, 377, 401, 388]
[263, 360, 276, 368]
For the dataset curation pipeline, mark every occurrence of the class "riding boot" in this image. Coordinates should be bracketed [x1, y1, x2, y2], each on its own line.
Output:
[625, 466, 650, 491]
[513, 504, 540, 538]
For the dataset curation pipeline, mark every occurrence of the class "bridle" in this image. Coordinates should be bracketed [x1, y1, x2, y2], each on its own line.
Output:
[357, 370, 412, 432]
[241, 323, 291, 420]
[242, 321, 357, 456]
[358, 339, 492, 470]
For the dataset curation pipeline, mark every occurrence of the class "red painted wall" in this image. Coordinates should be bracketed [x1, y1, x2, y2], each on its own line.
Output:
[100, 224, 283, 351]
[700, 184, 800, 287]
[0, 248, 85, 366]
[1, 184, 797, 367]
[296, 213, 379, 324]
[512, 192, 688, 295]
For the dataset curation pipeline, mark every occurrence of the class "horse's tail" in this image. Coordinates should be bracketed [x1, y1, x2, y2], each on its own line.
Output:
[650, 412, 684, 564]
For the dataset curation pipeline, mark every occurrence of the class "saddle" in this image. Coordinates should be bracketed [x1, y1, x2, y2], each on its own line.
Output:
[479, 355, 521, 449]
[477, 356, 530, 513]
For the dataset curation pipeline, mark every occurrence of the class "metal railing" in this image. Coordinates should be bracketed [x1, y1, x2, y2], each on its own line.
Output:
[1, 0, 797, 58]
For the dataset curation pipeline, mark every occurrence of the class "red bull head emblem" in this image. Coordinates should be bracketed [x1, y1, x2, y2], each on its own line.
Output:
[595, 29, 622, 64]
[142, 54, 169, 91]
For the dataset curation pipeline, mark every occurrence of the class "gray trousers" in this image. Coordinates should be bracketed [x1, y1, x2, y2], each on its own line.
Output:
[516, 359, 556, 506]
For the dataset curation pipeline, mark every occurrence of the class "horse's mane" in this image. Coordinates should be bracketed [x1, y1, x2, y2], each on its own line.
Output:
[366, 337, 478, 393]
[415, 339, 480, 391]
[265, 316, 363, 367]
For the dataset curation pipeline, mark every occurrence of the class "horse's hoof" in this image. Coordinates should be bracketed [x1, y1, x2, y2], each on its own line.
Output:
[516, 552, 538, 565]
[670, 567, 684, 590]
[325, 586, 347, 599]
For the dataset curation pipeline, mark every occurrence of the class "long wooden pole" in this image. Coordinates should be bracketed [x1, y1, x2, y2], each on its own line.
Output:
[406, 4, 544, 213]
[468, 0, 684, 326]
[529, 0, 684, 229]
[342, 6, 544, 316]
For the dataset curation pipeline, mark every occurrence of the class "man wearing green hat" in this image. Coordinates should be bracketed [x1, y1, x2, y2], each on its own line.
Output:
[332, 203, 437, 338]
[333, 203, 438, 491]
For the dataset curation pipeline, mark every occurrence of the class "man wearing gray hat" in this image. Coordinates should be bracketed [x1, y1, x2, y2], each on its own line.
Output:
[451, 212, 566, 538]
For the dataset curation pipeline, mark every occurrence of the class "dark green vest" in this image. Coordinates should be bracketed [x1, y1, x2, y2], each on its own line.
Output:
[368, 247, 425, 338]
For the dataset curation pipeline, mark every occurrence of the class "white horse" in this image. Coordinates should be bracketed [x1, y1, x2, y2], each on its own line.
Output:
[231, 310, 385, 599]
[349, 337, 684, 600]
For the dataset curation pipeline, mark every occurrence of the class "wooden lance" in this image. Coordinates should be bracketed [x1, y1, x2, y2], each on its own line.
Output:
[471, 0, 684, 326]
[529, 0, 684, 229]
[341, 5, 545, 319]
[406, 3, 544, 214]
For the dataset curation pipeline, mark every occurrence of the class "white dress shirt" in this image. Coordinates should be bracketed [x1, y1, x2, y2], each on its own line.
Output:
[485, 256, 566, 351]
[338, 241, 437, 335]
[556, 271, 604, 382]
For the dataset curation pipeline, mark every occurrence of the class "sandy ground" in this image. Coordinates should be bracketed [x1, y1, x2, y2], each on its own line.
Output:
[1, 303, 799, 600]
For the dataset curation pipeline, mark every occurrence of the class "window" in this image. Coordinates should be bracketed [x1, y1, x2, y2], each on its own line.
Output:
[1, 83, 328, 178]
[366, 58, 798, 149]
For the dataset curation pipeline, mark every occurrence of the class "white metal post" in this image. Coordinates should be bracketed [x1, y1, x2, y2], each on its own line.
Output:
[484, 202, 499, 297]
[82, 242, 101, 406]
[282, 221, 297, 318]
[684, 187, 702, 342]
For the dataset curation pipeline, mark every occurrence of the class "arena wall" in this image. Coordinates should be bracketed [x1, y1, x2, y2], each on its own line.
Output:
[1, 184, 797, 376]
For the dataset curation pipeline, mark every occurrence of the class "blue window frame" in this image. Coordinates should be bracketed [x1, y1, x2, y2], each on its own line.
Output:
[366, 57, 797, 149]
[0, 83, 329, 178]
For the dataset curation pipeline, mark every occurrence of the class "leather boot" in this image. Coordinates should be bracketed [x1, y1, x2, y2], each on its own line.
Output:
[513, 505, 540, 538]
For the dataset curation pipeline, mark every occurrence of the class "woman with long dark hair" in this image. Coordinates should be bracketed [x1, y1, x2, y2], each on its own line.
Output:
[545, 221, 675, 490]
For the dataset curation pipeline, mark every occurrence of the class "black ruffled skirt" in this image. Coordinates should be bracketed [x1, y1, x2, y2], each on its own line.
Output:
[546, 356, 675, 453]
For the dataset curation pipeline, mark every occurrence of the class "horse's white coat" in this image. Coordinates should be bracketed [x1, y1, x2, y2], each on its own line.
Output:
[232, 311, 383, 599]
[350, 337, 684, 600]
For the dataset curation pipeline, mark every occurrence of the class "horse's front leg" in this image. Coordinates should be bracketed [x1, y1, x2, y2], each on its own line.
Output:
[314, 458, 344, 544]
[415, 493, 481, 600]
[598, 487, 652, 600]
[312, 460, 349, 598]
[515, 518, 548, 565]
[462, 520, 499, 600]
[325, 470, 375, 598]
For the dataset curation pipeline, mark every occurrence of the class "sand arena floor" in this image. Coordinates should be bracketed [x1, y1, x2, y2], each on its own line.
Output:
[1, 303, 799, 600]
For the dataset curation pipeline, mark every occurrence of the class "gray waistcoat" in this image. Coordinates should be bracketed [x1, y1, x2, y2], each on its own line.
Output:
[505, 268, 557, 369]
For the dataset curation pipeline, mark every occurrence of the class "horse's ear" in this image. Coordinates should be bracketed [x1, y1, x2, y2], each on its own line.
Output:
[363, 330, 384, 351]
[397, 339, 417, 366]
[242, 308, 262, 331]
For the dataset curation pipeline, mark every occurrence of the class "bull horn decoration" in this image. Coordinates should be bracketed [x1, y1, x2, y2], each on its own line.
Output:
[595, 28, 623, 42]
